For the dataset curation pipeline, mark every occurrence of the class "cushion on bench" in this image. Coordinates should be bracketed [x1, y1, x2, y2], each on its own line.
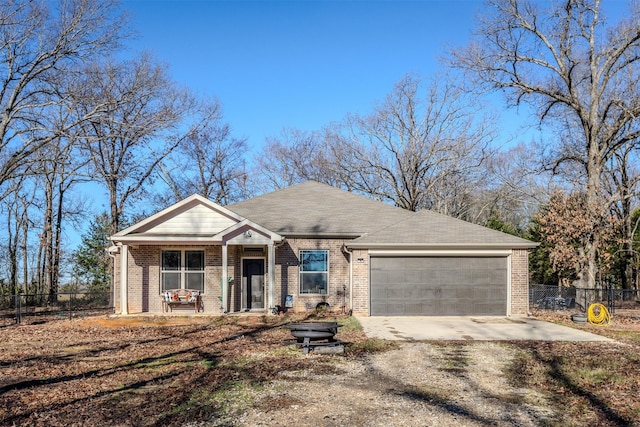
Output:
[164, 289, 199, 302]
[162, 289, 202, 312]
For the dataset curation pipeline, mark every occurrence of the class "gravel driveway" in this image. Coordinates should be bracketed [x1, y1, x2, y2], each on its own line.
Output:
[230, 341, 553, 427]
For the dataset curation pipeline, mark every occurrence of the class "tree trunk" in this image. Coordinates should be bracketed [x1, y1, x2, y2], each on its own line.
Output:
[21, 210, 30, 299]
[622, 198, 634, 292]
[582, 135, 603, 290]
[51, 183, 65, 298]
[43, 186, 55, 304]
[7, 215, 18, 297]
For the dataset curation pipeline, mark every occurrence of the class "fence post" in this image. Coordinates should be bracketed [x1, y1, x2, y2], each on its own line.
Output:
[15, 292, 22, 324]
[608, 286, 615, 315]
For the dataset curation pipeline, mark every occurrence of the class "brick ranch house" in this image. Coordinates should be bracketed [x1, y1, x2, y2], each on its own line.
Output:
[109, 181, 537, 316]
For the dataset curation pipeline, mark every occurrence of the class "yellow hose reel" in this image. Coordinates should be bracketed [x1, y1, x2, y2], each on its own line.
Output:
[587, 303, 611, 326]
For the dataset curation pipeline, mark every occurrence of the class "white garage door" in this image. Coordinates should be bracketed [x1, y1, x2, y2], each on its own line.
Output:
[370, 256, 508, 316]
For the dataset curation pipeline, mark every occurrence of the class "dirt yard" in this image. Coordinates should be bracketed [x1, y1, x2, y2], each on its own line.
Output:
[1, 310, 639, 426]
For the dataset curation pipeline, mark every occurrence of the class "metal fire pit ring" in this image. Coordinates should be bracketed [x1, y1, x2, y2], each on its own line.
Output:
[285, 321, 341, 335]
[284, 322, 343, 353]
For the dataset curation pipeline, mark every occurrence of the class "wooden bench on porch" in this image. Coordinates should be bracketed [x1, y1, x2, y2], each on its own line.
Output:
[163, 289, 203, 312]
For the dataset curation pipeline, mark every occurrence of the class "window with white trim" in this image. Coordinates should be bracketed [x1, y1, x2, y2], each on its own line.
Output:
[299, 249, 328, 294]
[161, 250, 204, 292]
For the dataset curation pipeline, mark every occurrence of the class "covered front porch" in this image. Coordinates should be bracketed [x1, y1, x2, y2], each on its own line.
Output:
[109, 195, 284, 315]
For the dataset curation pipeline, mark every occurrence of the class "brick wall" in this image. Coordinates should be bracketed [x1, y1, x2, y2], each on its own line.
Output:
[274, 238, 351, 313]
[510, 249, 530, 315]
[113, 253, 120, 313]
[350, 249, 370, 316]
[114, 242, 530, 317]
[127, 246, 158, 312]
[114, 245, 226, 314]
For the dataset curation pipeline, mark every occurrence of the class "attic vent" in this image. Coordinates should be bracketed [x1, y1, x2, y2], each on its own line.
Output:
[243, 246, 264, 253]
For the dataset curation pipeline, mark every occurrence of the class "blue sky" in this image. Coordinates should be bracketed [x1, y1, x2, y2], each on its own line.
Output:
[122, 0, 483, 148]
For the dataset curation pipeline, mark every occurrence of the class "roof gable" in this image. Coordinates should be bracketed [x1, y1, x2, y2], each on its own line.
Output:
[212, 219, 283, 244]
[112, 194, 243, 238]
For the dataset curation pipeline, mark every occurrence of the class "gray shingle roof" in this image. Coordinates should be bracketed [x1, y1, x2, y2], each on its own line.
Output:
[228, 181, 537, 248]
[227, 181, 414, 236]
[349, 209, 537, 249]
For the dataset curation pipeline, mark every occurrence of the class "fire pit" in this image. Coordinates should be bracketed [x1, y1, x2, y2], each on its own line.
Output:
[284, 321, 343, 353]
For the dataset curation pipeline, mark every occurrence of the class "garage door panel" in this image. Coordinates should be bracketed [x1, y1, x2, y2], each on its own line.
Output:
[370, 291, 387, 301]
[420, 270, 438, 282]
[421, 288, 438, 299]
[471, 271, 490, 286]
[370, 256, 507, 316]
[370, 302, 388, 314]
[403, 270, 421, 283]
[440, 288, 461, 299]
[383, 271, 403, 283]
[387, 288, 404, 299]
[385, 302, 407, 314]
[456, 270, 473, 283]
[403, 303, 423, 314]
[491, 269, 508, 282]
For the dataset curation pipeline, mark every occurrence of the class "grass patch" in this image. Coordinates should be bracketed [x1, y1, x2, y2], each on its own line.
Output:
[347, 338, 398, 355]
[269, 345, 303, 357]
[574, 367, 616, 384]
[336, 316, 362, 332]
[599, 329, 640, 345]
[505, 341, 640, 426]
[175, 380, 259, 418]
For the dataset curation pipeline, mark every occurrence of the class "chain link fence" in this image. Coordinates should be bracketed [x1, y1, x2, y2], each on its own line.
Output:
[530, 283, 640, 314]
[0, 291, 112, 324]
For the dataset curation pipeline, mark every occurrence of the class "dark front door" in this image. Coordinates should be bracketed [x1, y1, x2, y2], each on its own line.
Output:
[242, 258, 265, 311]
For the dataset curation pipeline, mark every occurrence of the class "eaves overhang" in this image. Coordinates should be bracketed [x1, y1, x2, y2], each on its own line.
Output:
[280, 232, 363, 239]
[345, 242, 540, 250]
[110, 235, 222, 245]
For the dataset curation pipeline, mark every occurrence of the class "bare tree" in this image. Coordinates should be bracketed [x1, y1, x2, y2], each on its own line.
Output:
[452, 0, 640, 288]
[254, 74, 494, 216]
[255, 127, 343, 193]
[474, 142, 555, 228]
[0, 0, 125, 193]
[71, 54, 220, 233]
[32, 135, 88, 301]
[0, 176, 35, 297]
[327, 73, 495, 215]
[603, 143, 640, 290]
[158, 104, 250, 205]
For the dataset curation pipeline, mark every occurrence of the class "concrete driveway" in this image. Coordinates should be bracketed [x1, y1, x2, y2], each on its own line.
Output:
[356, 316, 613, 341]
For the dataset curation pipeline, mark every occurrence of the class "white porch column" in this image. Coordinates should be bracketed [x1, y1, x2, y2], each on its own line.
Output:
[221, 243, 228, 313]
[120, 244, 128, 315]
[268, 242, 275, 311]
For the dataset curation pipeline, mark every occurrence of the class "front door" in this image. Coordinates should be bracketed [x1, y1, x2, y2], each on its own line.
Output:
[242, 258, 265, 311]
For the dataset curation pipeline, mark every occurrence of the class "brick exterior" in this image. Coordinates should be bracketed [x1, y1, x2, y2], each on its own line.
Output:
[510, 249, 530, 315]
[273, 238, 351, 313]
[114, 242, 531, 317]
[350, 249, 370, 316]
[116, 245, 227, 314]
